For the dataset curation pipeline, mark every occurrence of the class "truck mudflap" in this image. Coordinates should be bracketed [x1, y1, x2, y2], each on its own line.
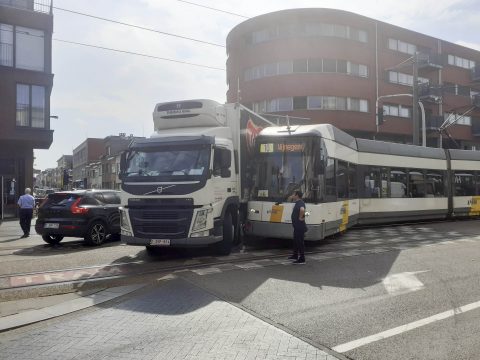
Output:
[122, 234, 223, 247]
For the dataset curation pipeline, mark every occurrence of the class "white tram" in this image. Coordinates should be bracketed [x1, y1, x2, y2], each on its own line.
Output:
[245, 124, 480, 241]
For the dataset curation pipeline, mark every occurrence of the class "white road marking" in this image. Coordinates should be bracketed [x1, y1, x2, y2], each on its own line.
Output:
[191, 267, 222, 275]
[332, 298, 480, 353]
[383, 271, 428, 295]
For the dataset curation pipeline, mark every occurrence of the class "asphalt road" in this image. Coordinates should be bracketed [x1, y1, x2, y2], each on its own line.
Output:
[1, 218, 480, 359]
[176, 220, 480, 360]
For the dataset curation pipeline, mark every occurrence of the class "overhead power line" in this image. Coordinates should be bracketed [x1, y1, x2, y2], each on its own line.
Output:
[52, 6, 225, 48]
[175, 0, 249, 18]
[54, 38, 225, 71]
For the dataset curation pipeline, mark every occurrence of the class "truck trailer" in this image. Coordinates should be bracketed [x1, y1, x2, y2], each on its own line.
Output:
[119, 99, 274, 255]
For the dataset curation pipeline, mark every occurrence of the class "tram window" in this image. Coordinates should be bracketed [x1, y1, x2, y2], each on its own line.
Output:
[348, 163, 358, 198]
[426, 171, 445, 197]
[390, 168, 407, 198]
[409, 170, 426, 198]
[454, 172, 476, 196]
[364, 167, 381, 198]
[325, 158, 336, 201]
[336, 160, 348, 199]
[380, 168, 388, 197]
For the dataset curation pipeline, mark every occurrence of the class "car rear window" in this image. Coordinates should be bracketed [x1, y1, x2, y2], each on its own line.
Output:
[43, 193, 80, 207]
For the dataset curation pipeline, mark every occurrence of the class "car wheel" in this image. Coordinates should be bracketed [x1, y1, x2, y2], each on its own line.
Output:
[42, 234, 64, 245]
[85, 221, 107, 246]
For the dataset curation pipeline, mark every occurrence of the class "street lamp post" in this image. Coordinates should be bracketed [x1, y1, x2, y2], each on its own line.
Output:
[376, 93, 426, 147]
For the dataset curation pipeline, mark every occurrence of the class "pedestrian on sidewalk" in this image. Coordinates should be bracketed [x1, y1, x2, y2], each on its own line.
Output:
[17, 188, 35, 238]
[288, 190, 307, 264]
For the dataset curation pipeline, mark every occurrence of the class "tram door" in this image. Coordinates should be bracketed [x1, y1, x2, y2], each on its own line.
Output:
[1, 176, 17, 220]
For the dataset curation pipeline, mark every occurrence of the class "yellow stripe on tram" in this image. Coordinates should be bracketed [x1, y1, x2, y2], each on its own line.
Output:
[269, 204, 284, 223]
[339, 200, 349, 232]
[469, 196, 480, 216]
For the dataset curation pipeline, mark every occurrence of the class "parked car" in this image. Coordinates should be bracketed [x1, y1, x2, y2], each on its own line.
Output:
[35, 190, 121, 246]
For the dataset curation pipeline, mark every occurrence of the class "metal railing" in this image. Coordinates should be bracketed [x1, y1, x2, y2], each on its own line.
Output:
[0, 0, 52, 14]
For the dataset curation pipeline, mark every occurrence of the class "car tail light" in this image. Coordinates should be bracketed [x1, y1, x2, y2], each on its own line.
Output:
[70, 198, 89, 215]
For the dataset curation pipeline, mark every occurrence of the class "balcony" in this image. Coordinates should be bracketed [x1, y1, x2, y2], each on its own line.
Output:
[472, 66, 480, 83]
[472, 117, 480, 136]
[0, 0, 51, 14]
[418, 84, 442, 103]
[473, 94, 480, 107]
[417, 53, 443, 72]
[426, 115, 444, 131]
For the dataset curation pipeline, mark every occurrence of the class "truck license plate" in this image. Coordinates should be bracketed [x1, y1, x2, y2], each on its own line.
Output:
[150, 239, 170, 246]
[44, 223, 59, 229]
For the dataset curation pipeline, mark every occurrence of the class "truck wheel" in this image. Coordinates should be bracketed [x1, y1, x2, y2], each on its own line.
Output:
[42, 234, 64, 245]
[214, 211, 234, 255]
[85, 221, 107, 246]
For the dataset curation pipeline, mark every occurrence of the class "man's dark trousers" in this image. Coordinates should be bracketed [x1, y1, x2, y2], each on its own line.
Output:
[293, 227, 305, 258]
[19, 208, 33, 236]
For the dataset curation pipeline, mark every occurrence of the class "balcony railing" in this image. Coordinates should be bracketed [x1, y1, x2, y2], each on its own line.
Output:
[417, 53, 443, 71]
[0, 0, 52, 14]
[426, 115, 444, 130]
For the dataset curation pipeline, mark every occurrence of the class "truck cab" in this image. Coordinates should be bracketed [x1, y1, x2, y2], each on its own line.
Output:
[119, 100, 240, 255]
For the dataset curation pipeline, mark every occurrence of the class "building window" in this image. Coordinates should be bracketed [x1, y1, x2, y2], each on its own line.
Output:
[0, 23, 44, 71]
[16, 26, 44, 71]
[251, 22, 367, 45]
[444, 112, 471, 126]
[448, 54, 475, 69]
[388, 38, 416, 55]
[16, 84, 45, 128]
[388, 71, 429, 86]
[383, 104, 411, 118]
[0, 23, 13, 66]
[267, 98, 293, 112]
[245, 58, 368, 81]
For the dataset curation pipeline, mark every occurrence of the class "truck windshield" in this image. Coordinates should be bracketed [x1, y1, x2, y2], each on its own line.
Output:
[124, 145, 210, 180]
[252, 137, 317, 202]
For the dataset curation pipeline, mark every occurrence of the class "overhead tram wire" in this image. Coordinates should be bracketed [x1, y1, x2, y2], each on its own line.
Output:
[52, 6, 225, 48]
[1, 26, 224, 70]
[175, 0, 250, 18]
[53, 38, 226, 71]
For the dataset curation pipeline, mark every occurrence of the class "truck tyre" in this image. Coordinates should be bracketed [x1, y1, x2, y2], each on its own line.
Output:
[214, 211, 234, 255]
[85, 221, 107, 246]
[42, 234, 64, 245]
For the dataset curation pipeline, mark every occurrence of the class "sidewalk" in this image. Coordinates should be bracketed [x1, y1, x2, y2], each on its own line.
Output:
[0, 277, 341, 360]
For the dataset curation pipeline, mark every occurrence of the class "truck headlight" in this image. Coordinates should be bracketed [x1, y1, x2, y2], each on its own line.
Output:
[120, 208, 130, 231]
[192, 209, 208, 231]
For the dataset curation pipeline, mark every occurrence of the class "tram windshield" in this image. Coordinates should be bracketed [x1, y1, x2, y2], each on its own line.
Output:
[252, 137, 321, 202]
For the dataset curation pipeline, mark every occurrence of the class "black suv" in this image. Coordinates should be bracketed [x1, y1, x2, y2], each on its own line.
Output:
[35, 190, 121, 246]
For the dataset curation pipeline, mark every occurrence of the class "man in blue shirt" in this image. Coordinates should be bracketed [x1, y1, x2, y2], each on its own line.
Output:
[17, 188, 35, 238]
[288, 190, 307, 264]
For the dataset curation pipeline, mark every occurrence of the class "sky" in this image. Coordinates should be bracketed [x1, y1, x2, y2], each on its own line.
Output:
[34, 0, 480, 170]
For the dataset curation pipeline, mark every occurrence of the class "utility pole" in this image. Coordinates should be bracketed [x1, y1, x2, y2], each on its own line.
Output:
[412, 52, 420, 145]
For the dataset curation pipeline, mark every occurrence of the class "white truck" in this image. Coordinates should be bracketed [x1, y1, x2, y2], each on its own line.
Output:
[119, 99, 273, 255]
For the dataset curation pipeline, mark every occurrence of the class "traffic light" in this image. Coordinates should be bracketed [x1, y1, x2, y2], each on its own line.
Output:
[377, 106, 384, 126]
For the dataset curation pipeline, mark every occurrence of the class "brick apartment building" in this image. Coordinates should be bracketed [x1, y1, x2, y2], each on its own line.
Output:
[226, 8, 480, 148]
[72, 138, 104, 189]
[0, 0, 53, 219]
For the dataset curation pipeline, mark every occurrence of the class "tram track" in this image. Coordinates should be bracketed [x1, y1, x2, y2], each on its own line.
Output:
[1, 218, 478, 298]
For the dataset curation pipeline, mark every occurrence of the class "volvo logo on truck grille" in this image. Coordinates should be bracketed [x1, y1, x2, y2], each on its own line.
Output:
[143, 185, 176, 195]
